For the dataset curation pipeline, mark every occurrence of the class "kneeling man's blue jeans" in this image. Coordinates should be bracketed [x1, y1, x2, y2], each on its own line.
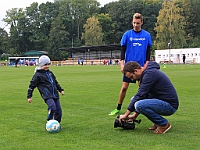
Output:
[134, 99, 177, 126]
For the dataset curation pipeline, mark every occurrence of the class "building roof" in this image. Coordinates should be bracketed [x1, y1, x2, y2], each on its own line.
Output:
[59, 44, 121, 53]
[22, 51, 48, 56]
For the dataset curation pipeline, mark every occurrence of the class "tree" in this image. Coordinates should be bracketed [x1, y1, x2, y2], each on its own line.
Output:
[0, 28, 10, 55]
[103, 0, 162, 44]
[3, 0, 200, 60]
[48, 17, 69, 60]
[3, 8, 27, 54]
[25, 2, 44, 51]
[25, 2, 59, 51]
[81, 16, 103, 46]
[60, 0, 100, 39]
[104, 0, 133, 42]
[154, 1, 186, 49]
[190, 0, 200, 39]
[141, 0, 163, 42]
[96, 13, 116, 44]
[177, 0, 200, 47]
[189, 37, 200, 48]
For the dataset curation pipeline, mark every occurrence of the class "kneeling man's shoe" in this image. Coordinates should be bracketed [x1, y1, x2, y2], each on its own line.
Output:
[148, 124, 158, 130]
[153, 123, 171, 134]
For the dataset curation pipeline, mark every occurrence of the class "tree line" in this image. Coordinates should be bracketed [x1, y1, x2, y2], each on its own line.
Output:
[0, 0, 200, 60]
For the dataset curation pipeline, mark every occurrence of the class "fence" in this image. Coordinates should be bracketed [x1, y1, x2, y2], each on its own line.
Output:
[51, 59, 120, 66]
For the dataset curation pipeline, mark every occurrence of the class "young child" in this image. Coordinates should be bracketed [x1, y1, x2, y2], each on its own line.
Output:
[27, 55, 64, 125]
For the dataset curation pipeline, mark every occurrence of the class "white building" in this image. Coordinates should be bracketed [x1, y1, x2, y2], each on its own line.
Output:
[155, 48, 200, 64]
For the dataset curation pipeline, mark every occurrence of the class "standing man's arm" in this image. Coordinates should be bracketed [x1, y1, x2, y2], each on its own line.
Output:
[144, 46, 151, 68]
[146, 46, 151, 61]
[120, 46, 126, 73]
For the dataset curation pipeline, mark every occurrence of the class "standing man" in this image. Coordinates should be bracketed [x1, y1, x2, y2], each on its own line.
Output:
[109, 13, 152, 115]
[119, 61, 179, 134]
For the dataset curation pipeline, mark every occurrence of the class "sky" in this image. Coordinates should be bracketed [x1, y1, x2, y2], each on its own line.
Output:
[0, 0, 117, 32]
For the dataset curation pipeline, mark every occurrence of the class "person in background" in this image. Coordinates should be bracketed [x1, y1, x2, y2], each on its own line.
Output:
[183, 54, 186, 64]
[15, 58, 20, 67]
[109, 13, 152, 115]
[81, 58, 84, 65]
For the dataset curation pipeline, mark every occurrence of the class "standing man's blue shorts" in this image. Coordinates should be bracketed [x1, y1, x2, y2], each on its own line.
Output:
[123, 75, 136, 83]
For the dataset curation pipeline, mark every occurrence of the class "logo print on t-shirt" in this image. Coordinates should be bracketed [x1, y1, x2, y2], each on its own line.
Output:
[130, 37, 146, 47]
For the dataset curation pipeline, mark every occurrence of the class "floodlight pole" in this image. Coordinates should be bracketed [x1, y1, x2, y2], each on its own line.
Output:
[72, 34, 75, 48]
[88, 49, 90, 64]
[168, 42, 171, 62]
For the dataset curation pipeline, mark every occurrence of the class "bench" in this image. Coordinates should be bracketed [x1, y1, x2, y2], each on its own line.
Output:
[159, 61, 173, 64]
[0, 63, 7, 66]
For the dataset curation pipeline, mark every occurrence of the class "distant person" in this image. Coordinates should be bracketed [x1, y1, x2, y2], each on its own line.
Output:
[119, 61, 179, 134]
[91, 60, 94, 65]
[183, 54, 186, 64]
[109, 13, 152, 115]
[27, 55, 64, 126]
[115, 59, 119, 65]
[103, 60, 107, 65]
[81, 58, 84, 65]
[15, 58, 20, 67]
[25, 60, 28, 66]
[109, 59, 112, 65]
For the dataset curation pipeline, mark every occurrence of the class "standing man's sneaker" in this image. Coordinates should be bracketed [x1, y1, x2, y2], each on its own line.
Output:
[153, 122, 171, 134]
[108, 109, 120, 115]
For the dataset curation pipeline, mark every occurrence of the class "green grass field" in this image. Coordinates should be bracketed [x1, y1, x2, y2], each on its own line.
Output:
[0, 64, 200, 150]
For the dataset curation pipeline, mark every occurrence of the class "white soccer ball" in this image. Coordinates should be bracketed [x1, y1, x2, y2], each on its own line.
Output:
[46, 120, 60, 133]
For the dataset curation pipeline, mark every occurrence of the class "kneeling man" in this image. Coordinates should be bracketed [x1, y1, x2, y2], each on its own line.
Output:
[119, 61, 179, 134]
